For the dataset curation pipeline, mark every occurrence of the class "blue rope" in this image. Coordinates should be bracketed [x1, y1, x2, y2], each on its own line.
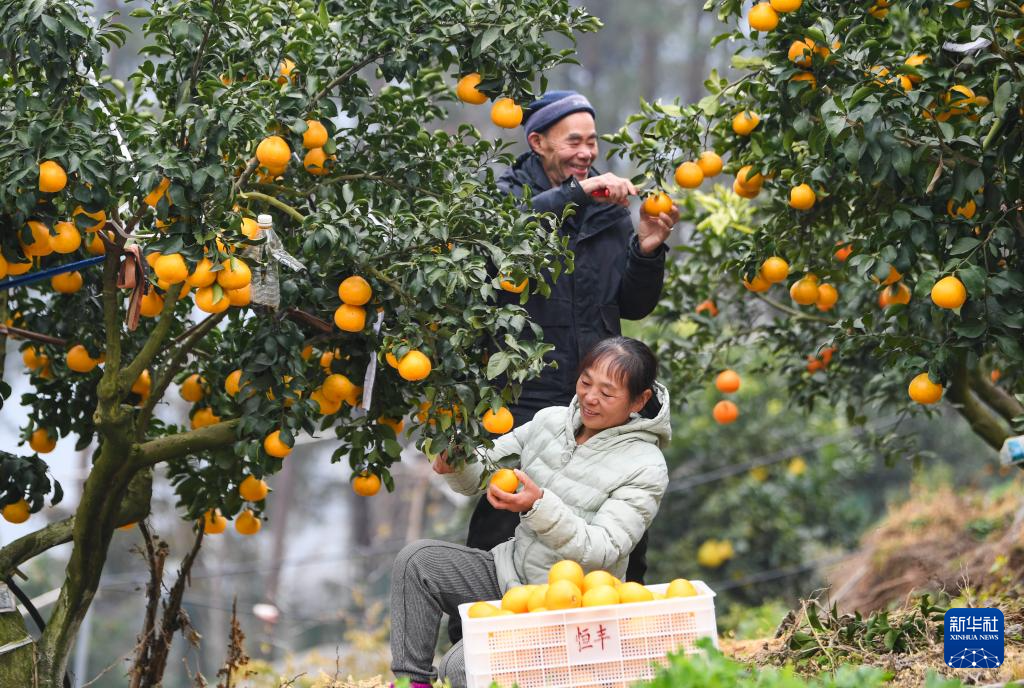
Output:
[0, 255, 105, 291]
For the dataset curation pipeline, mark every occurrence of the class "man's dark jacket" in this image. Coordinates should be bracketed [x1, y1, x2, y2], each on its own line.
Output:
[493, 151, 668, 414]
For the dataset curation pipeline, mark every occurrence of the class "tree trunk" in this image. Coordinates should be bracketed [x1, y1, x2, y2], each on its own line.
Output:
[0, 607, 35, 687]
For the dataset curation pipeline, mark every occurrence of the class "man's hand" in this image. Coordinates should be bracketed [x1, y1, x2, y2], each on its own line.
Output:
[487, 469, 543, 513]
[431, 450, 456, 474]
[637, 202, 680, 255]
[580, 172, 637, 207]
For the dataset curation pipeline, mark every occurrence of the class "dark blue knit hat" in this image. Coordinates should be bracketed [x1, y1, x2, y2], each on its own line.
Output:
[523, 91, 596, 137]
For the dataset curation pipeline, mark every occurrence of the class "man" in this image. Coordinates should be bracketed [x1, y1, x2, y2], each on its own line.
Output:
[466, 90, 678, 572]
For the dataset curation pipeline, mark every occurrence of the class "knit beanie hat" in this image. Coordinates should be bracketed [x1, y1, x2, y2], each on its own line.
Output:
[523, 91, 596, 138]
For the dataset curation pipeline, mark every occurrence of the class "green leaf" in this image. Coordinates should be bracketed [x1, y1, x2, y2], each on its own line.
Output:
[486, 351, 511, 379]
[949, 237, 980, 255]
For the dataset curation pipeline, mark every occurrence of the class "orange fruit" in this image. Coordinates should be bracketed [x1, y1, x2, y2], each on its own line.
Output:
[131, 370, 151, 397]
[7, 257, 32, 275]
[310, 388, 342, 415]
[22, 220, 53, 257]
[791, 72, 817, 90]
[674, 161, 704, 189]
[788, 39, 816, 68]
[385, 351, 400, 368]
[144, 178, 171, 207]
[66, 344, 99, 373]
[38, 160, 67, 193]
[203, 509, 227, 534]
[642, 192, 673, 216]
[545, 579, 582, 610]
[582, 585, 620, 607]
[760, 257, 789, 283]
[582, 570, 620, 592]
[834, 244, 853, 261]
[931, 275, 967, 309]
[715, 369, 741, 393]
[482, 407, 515, 434]
[876, 265, 902, 286]
[2, 499, 31, 524]
[732, 111, 761, 136]
[770, 0, 802, 10]
[191, 407, 221, 429]
[908, 373, 943, 404]
[217, 257, 251, 290]
[697, 151, 724, 177]
[241, 217, 261, 240]
[378, 416, 405, 436]
[736, 165, 764, 190]
[868, 5, 889, 19]
[991, 369, 1002, 383]
[527, 584, 549, 612]
[224, 369, 243, 396]
[490, 468, 519, 494]
[617, 581, 654, 604]
[302, 120, 329, 149]
[322, 373, 356, 403]
[904, 54, 929, 84]
[456, 73, 489, 104]
[22, 347, 45, 370]
[467, 601, 502, 618]
[187, 258, 217, 288]
[713, 400, 739, 424]
[235, 509, 262, 535]
[548, 560, 585, 589]
[303, 147, 332, 175]
[154, 254, 188, 285]
[263, 430, 292, 458]
[50, 222, 82, 254]
[72, 206, 106, 232]
[747, 2, 779, 31]
[789, 183, 816, 210]
[239, 475, 269, 501]
[500, 277, 528, 293]
[195, 286, 230, 314]
[334, 304, 366, 332]
[397, 350, 432, 381]
[667, 579, 699, 597]
[878, 282, 911, 308]
[225, 284, 250, 307]
[815, 283, 838, 311]
[696, 299, 718, 317]
[742, 272, 771, 292]
[352, 472, 382, 496]
[501, 585, 536, 614]
[733, 178, 760, 199]
[338, 276, 372, 305]
[51, 271, 83, 294]
[789, 277, 820, 305]
[947, 198, 977, 219]
[29, 428, 56, 454]
[256, 135, 291, 169]
[276, 58, 296, 85]
[180, 374, 205, 403]
[490, 98, 523, 128]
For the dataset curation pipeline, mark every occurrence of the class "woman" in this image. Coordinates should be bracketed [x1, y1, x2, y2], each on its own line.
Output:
[389, 336, 670, 688]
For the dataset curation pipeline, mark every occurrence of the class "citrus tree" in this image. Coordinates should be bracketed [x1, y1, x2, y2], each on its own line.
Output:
[0, 0, 599, 683]
[613, 0, 1024, 461]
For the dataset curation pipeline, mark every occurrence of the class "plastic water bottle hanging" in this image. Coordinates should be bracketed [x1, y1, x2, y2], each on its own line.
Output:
[242, 214, 307, 309]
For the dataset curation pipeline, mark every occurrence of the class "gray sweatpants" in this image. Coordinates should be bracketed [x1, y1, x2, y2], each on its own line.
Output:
[390, 539, 503, 687]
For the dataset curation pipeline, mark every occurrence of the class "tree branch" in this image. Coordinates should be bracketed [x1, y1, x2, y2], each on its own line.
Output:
[136, 311, 227, 439]
[120, 283, 183, 394]
[753, 293, 834, 324]
[0, 516, 75, 580]
[237, 191, 306, 224]
[97, 251, 125, 404]
[946, 361, 1009, 451]
[230, 157, 259, 199]
[136, 420, 240, 468]
[967, 365, 1024, 423]
[312, 52, 384, 103]
[0, 324, 68, 346]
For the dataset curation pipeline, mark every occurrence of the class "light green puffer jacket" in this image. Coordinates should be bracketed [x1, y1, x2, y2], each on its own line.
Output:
[443, 382, 671, 591]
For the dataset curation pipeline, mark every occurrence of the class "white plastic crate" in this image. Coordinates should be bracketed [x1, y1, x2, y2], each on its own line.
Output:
[458, 581, 718, 688]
